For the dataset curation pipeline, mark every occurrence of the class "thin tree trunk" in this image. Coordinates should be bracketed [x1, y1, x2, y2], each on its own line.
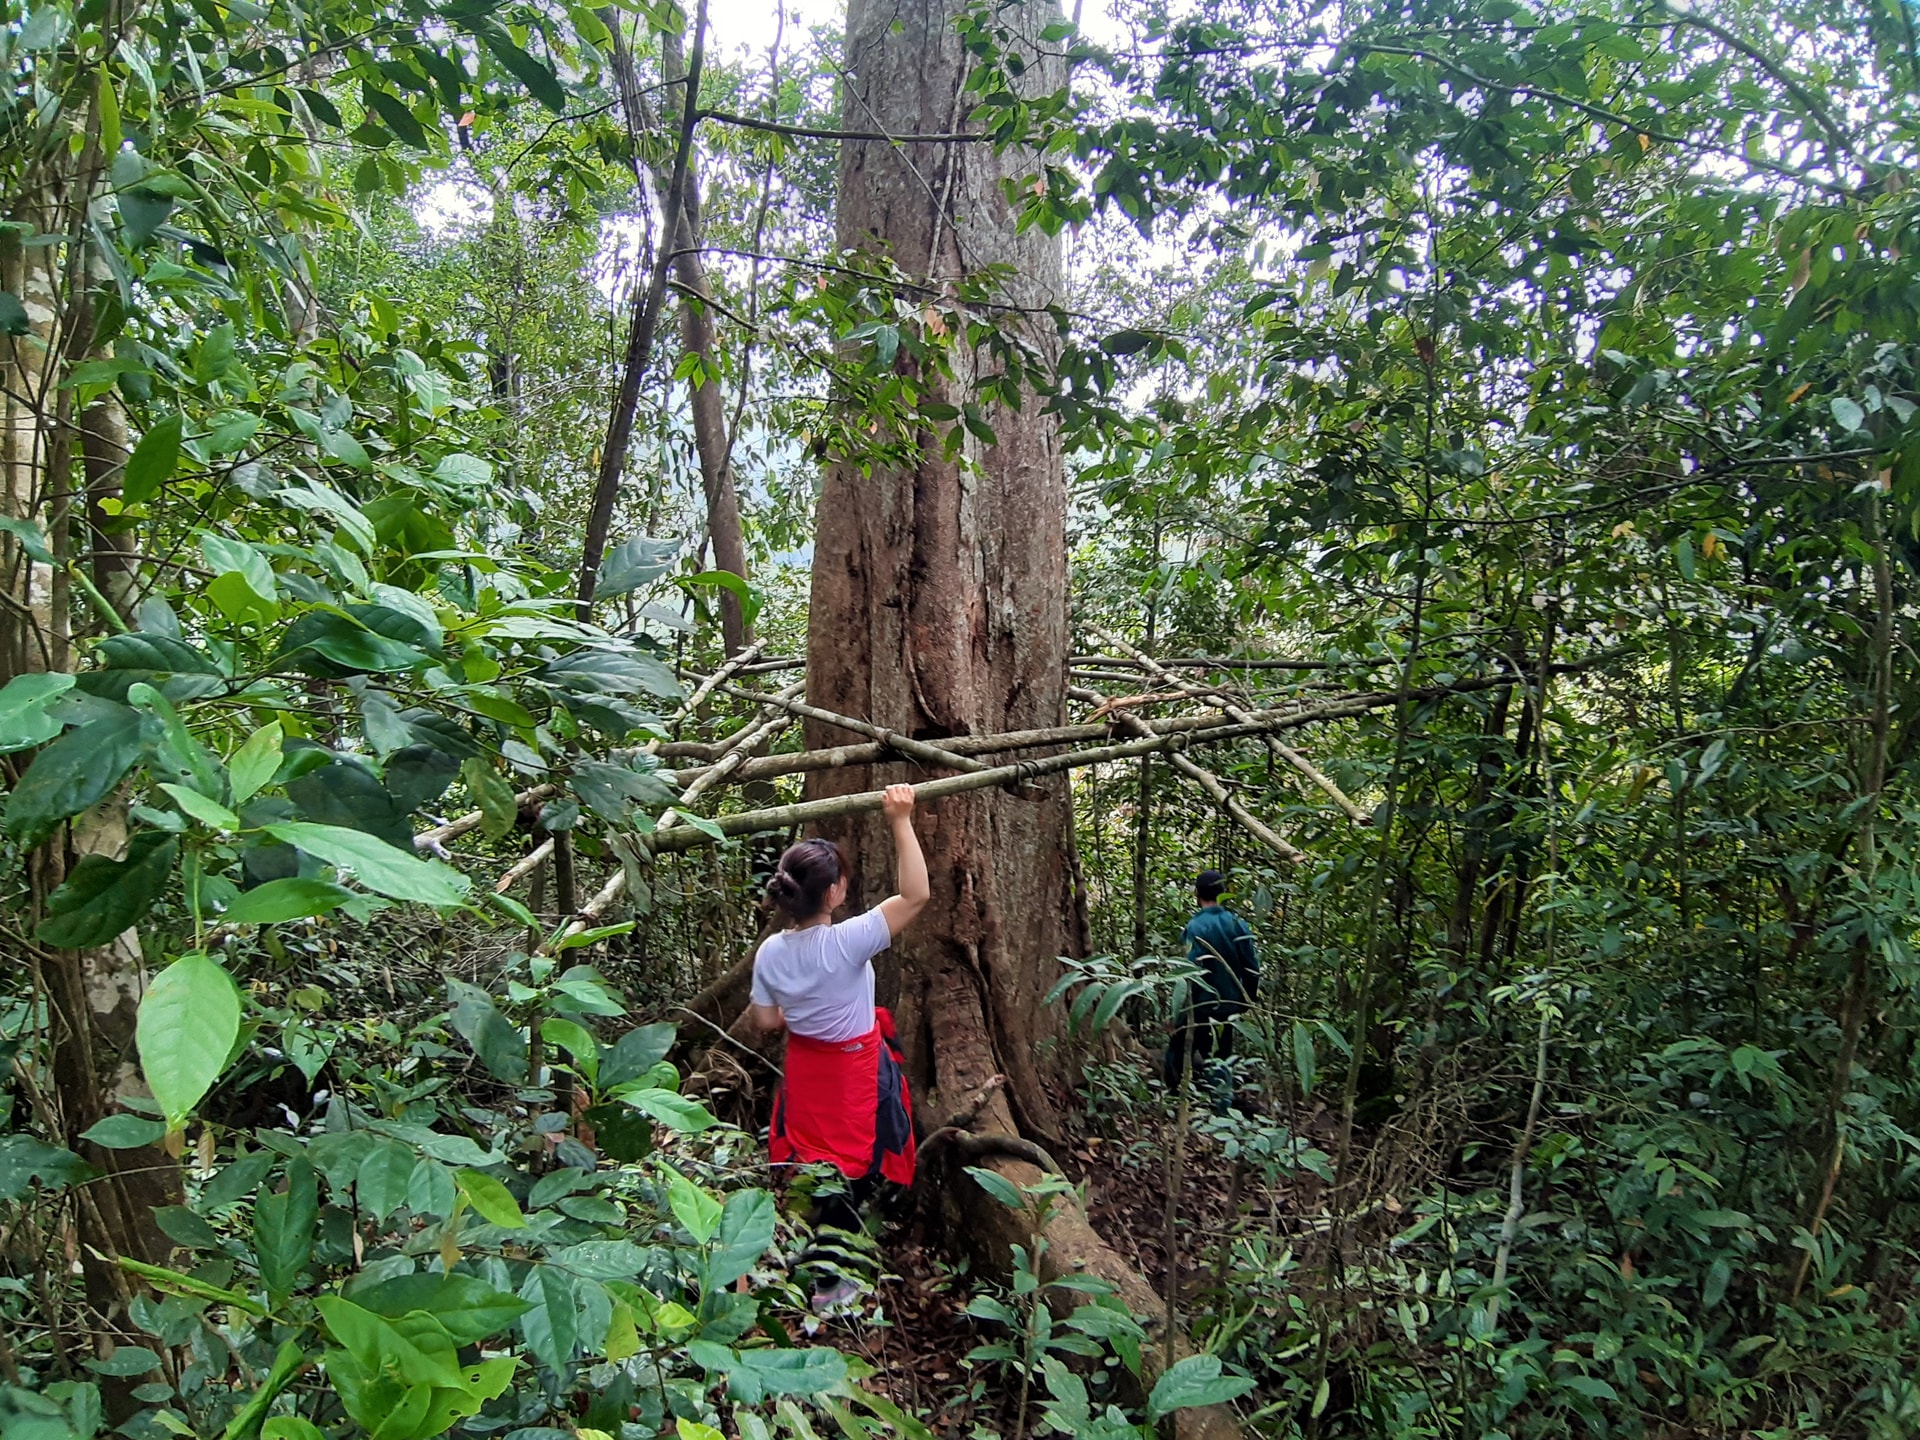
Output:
[605, 9, 753, 654]
[1790, 483, 1895, 1303]
[575, 0, 709, 620]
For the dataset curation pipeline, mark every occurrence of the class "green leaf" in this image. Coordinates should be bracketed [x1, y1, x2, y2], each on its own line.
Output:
[254, 1160, 320, 1303]
[137, 952, 243, 1127]
[461, 756, 518, 841]
[157, 782, 240, 830]
[118, 189, 175, 247]
[0, 1135, 96, 1200]
[35, 832, 178, 948]
[262, 1422, 327, 1440]
[1831, 396, 1867, 433]
[228, 722, 284, 804]
[208, 570, 279, 627]
[275, 609, 428, 676]
[80, 1113, 168, 1148]
[539, 1017, 600, 1085]
[624, 1087, 714, 1133]
[0, 289, 28, 336]
[122, 414, 183, 504]
[220, 877, 358, 925]
[600, 1022, 675, 1089]
[152, 1205, 221, 1251]
[85, 1345, 161, 1377]
[0, 515, 53, 564]
[262, 822, 471, 906]
[1673, 535, 1695, 580]
[966, 1165, 1025, 1209]
[480, 24, 567, 112]
[667, 1170, 722, 1244]
[354, 1139, 416, 1224]
[517, 1266, 578, 1375]
[0, 671, 74, 752]
[5, 703, 149, 847]
[707, 1189, 776, 1288]
[596, 534, 680, 598]
[349, 1272, 530, 1343]
[446, 979, 529, 1084]
[1146, 1354, 1255, 1421]
[1291, 1019, 1317, 1097]
[454, 1169, 526, 1229]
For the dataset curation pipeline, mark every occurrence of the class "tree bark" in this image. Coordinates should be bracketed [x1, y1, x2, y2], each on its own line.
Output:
[805, 0, 1076, 1139]
[606, 10, 753, 654]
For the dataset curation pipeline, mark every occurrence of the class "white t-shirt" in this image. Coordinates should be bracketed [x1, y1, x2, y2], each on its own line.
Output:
[750, 908, 892, 1043]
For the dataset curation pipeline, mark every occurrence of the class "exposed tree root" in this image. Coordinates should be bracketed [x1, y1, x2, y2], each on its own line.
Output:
[924, 967, 1248, 1440]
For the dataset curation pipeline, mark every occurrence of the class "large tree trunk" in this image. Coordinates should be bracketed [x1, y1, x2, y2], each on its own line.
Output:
[804, 0, 1075, 1140]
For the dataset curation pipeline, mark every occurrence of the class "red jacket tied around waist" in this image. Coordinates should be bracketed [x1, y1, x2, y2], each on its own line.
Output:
[769, 1007, 916, 1186]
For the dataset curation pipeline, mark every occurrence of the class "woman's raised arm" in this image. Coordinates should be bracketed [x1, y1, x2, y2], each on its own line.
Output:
[876, 784, 929, 936]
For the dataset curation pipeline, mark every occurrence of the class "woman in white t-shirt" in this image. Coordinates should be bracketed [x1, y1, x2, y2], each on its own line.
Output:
[748, 784, 927, 1306]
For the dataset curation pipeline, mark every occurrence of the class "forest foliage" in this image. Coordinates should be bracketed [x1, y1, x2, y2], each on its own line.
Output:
[3, 0, 1920, 1433]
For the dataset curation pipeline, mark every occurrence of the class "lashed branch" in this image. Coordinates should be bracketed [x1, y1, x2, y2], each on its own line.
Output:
[1090, 627, 1373, 826]
[639, 671, 1543, 855]
[415, 784, 558, 853]
[1070, 686, 1304, 863]
[496, 837, 555, 893]
[663, 639, 765, 728]
[713, 682, 993, 774]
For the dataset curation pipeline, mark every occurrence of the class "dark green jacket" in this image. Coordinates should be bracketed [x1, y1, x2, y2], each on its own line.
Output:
[1184, 905, 1258, 1020]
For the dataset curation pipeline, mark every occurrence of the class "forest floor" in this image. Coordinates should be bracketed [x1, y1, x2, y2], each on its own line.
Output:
[816, 1075, 1290, 1436]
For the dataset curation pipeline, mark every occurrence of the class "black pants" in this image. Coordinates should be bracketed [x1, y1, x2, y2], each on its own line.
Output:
[1164, 1010, 1238, 1087]
[812, 1173, 881, 1236]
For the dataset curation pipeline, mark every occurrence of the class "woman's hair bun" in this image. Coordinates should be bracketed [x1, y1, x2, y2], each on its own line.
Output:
[765, 838, 843, 920]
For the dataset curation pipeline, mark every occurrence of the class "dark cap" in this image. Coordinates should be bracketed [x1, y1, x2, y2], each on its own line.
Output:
[1196, 869, 1227, 900]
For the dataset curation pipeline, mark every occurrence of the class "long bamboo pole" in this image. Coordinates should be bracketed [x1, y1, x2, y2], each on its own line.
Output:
[1068, 686, 1304, 863]
[713, 682, 994, 774]
[1090, 627, 1373, 825]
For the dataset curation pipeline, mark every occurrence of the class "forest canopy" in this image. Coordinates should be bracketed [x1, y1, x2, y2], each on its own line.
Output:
[3, 0, 1920, 1434]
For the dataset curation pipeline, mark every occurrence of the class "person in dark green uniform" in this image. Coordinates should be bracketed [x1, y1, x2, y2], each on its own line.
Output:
[1163, 869, 1259, 1114]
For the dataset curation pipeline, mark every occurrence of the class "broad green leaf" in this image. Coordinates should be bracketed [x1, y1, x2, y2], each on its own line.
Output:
[707, 1188, 776, 1288]
[480, 23, 567, 112]
[35, 832, 178, 948]
[80, 1113, 168, 1148]
[600, 1022, 676, 1089]
[137, 953, 242, 1127]
[228, 722, 284, 803]
[220, 877, 358, 925]
[349, 1272, 530, 1343]
[539, 1017, 599, 1085]
[625, 1087, 714, 1133]
[517, 1265, 578, 1375]
[966, 1165, 1025, 1209]
[0, 515, 53, 563]
[254, 1160, 320, 1302]
[0, 1135, 96, 1200]
[1146, 1354, 1254, 1421]
[355, 1139, 417, 1224]
[262, 1418, 327, 1440]
[1831, 396, 1867, 433]
[157, 782, 240, 830]
[262, 822, 471, 906]
[5, 704, 149, 847]
[461, 756, 518, 841]
[0, 671, 74, 752]
[446, 979, 528, 1083]
[596, 534, 679, 598]
[122, 413, 183, 504]
[666, 1170, 722, 1244]
[454, 1168, 526, 1229]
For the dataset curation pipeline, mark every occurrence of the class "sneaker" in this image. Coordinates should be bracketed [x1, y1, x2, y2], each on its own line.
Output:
[809, 1276, 861, 1313]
